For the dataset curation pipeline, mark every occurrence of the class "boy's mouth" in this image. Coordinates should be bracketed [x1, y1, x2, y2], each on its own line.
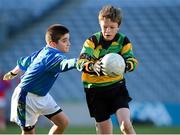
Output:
[105, 34, 111, 37]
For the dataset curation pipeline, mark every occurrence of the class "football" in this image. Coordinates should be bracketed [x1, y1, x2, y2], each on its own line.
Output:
[101, 53, 125, 76]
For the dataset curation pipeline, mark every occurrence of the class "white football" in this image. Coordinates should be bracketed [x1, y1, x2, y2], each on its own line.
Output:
[101, 53, 125, 76]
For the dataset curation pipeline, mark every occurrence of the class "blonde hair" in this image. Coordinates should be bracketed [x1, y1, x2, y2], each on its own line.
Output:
[98, 5, 122, 26]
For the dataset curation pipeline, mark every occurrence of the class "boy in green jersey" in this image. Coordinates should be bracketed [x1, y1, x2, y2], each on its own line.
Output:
[77, 5, 138, 134]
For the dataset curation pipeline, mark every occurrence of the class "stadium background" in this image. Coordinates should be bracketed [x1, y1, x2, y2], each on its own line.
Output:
[0, 0, 180, 134]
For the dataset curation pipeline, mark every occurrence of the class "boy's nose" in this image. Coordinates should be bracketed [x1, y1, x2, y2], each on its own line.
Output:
[106, 27, 111, 32]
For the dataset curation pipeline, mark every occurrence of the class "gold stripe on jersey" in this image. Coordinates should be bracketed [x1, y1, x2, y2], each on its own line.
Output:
[112, 41, 119, 46]
[121, 43, 132, 54]
[127, 57, 138, 63]
[82, 72, 124, 83]
[93, 45, 102, 58]
[84, 39, 95, 49]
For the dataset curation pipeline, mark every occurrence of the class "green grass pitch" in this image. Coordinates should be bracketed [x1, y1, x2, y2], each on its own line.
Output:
[0, 123, 180, 134]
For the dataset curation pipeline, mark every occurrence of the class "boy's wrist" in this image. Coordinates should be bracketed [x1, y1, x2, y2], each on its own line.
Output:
[84, 62, 94, 72]
[88, 62, 94, 71]
[10, 71, 18, 76]
[125, 61, 133, 72]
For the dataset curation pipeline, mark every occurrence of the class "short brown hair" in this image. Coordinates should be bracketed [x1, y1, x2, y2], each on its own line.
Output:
[98, 5, 122, 26]
[45, 24, 69, 44]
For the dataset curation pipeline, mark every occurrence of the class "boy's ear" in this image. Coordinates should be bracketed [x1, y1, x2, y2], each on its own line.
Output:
[49, 41, 57, 47]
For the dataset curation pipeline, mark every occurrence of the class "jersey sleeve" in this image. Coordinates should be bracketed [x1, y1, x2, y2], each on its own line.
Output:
[120, 36, 138, 72]
[17, 49, 41, 71]
[46, 54, 77, 73]
[76, 37, 96, 72]
[59, 58, 77, 72]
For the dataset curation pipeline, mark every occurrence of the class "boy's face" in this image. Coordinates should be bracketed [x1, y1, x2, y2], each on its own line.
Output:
[99, 18, 119, 41]
[56, 33, 71, 53]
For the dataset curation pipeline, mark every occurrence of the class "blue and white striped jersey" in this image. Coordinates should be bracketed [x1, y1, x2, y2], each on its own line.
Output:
[17, 46, 76, 96]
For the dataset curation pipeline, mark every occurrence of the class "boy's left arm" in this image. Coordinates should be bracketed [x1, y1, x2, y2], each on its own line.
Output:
[120, 37, 138, 73]
[59, 58, 77, 72]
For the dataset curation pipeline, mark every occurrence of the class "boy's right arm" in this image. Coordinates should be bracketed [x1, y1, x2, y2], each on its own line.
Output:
[76, 39, 102, 76]
[3, 55, 32, 80]
[3, 65, 21, 80]
[3, 49, 41, 80]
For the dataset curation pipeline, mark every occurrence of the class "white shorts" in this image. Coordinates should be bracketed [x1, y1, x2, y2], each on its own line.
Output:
[10, 86, 61, 127]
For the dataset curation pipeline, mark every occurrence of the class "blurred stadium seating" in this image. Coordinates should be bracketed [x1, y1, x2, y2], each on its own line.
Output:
[0, 0, 63, 43]
[0, 0, 180, 126]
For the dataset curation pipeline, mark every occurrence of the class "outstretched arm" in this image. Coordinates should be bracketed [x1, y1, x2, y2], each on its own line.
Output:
[60, 58, 77, 72]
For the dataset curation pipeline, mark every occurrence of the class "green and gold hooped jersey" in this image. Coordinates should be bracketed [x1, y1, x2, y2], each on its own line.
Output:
[77, 32, 138, 88]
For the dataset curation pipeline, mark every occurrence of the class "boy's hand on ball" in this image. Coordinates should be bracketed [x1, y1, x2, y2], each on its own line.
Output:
[92, 60, 102, 76]
[88, 60, 103, 76]
[101, 65, 108, 76]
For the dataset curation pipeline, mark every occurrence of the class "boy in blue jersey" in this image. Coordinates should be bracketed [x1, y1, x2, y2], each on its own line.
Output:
[3, 24, 77, 134]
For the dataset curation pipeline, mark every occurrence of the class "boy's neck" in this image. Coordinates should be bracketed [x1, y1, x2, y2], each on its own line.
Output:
[101, 33, 119, 49]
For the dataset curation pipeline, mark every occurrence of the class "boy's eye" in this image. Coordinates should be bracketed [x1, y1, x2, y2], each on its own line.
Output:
[62, 41, 67, 43]
[61, 39, 67, 42]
